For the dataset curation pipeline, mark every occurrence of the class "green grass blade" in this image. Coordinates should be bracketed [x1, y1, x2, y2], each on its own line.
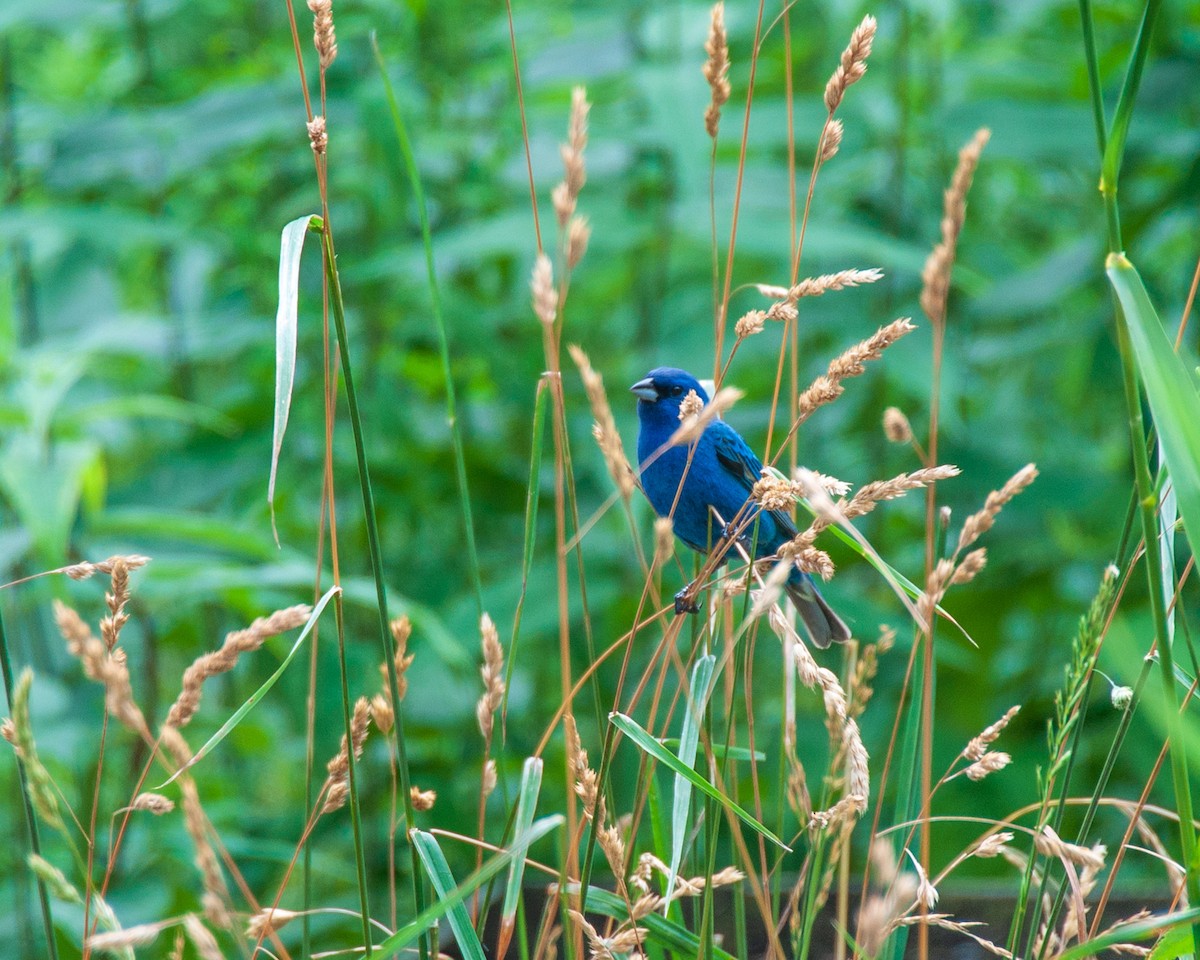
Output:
[371, 816, 562, 960]
[1053, 906, 1200, 960]
[157, 585, 338, 788]
[371, 36, 483, 615]
[268, 213, 320, 544]
[609, 712, 790, 851]
[1107, 254, 1200, 570]
[501, 758, 543, 926]
[570, 885, 739, 960]
[666, 654, 715, 909]
[505, 377, 550, 714]
[657, 740, 764, 762]
[413, 831, 487, 960]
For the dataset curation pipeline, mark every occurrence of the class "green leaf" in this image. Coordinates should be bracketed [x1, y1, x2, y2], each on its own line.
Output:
[1107, 254, 1200, 562]
[609, 712, 790, 851]
[501, 757, 543, 926]
[156, 586, 338, 788]
[370, 816, 562, 960]
[412, 831, 486, 960]
[666, 654, 715, 906]
[268, 214, 320, 545]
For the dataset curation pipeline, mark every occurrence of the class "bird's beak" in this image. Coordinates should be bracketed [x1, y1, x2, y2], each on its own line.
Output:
[629, 377, 658, 401]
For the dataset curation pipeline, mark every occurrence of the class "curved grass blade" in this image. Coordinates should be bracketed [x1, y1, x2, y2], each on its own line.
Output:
[569, 885, 738, 960]
[658, 739, 764, 762]
[1053, 906, 1200, 960]
[157, 585, 338, 788]
[370, 816, 561, 960]
[498, 757, 543, 957]
[1108, 254, 1200, 569]
[269, 213, 320, 545]
[666, 654, 715, 912]
[609, 712, 790, 851]
[413, 831, 486, 960]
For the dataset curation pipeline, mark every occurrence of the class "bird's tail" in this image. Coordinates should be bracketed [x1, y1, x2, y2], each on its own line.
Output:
[786, 574, 851, 649]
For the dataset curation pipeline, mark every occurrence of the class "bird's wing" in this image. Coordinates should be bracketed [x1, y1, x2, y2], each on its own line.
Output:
[709, 421, 799, 540]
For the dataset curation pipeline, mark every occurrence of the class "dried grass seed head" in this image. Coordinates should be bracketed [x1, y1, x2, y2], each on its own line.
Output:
[531, 254, 558, 327]
[322, 696, 371, 814]
[653, 517, 675, 568]
[63, 554, 150, 582]
[307, 0, 337, 69]
[920, 128, 990, 328]
[796, 318, 915, 422]
[475, 613, 506, 740]
[132, 792, 175, 815]
[570, 345, 635, 500]
[819, 118, 844, 162]
[734, 309, 766, 340]
[703, 2, 731, 138]
[167, 604, 311, 728]
[883, 406, 912, 443]
[307, 115, 328, 155]
[958, 462, 1038, 550]
[567, 215, 591, 269]
[670, 386, 743, 446]
[553, 86, 590, 227]
[824, 15, 876, 114]
[411, 786, 437, 811]
[247, 908, 300, 941]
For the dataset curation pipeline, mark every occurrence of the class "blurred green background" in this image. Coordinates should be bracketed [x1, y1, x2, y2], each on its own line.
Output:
[2, 0, 1199, 951]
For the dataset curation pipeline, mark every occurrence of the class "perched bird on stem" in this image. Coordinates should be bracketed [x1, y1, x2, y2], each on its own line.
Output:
[631, 366, 850, 647]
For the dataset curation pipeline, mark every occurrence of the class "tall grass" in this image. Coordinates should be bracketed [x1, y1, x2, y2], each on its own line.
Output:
[2, 3, 1197, 960]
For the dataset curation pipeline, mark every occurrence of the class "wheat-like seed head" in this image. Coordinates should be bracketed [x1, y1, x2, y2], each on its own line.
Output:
[307, 115, 327, 155]
[883, 406, 913, 443]
[570, 345, 635, 500]
[475, 613, 505, 741]
[824, 15, 876, 113]
[322, 697, 371, 814]
[703, 2, 730, 138]
[819, 118, 844, 162]
[306, 0, 337, 69]
[531, 254, 557, 327]
[247, 908, 300, 941]
[167, 605, 312, 728]
[796, 317, 915, 423]
[920, 128, 991, 328]
[958, 463, 1038, 550]
[410, 786, 437, 811]
[669, 386, 742, 446]
[552, 87, 590, 227]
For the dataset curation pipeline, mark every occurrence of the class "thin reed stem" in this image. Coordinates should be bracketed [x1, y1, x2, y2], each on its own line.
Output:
[316, 221, 428, 958]
[0, 604, 59, 960]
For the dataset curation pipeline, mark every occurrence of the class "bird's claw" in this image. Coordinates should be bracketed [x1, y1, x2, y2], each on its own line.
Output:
[720, 522, 748, 545]
[674, 587, 700, 616]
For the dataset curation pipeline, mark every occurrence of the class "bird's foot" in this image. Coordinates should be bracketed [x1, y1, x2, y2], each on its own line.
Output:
[721, 522, 749, 545]
[674, 586, 701, 616]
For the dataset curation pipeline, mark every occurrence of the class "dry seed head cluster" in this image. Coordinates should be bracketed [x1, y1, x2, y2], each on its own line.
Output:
[883, 406, 913, 443]
[62, 554, 150, 582]
[475, 613, 505, 741]
[167, 605, 311, 728]
[306, 0, 337, 69]
[756, 267, 883, 303]
[920, 128, 990, 328]
[322, 696, 371, 814]
[824, 15, 876, 114]
[819, 118, 844, 162]
[797, 317, 915, 423]
[702, 2, 730, 138]
[670, 386, 742, 446]
[531, 254, 558, 327]
[734, 309, 766, 340]
[552, 87, 590, 227]
[307, 115, 328, 155]
[570, 345, 635, 500]
[55, 600, 149, 737]
[958, 463, 1038, 550]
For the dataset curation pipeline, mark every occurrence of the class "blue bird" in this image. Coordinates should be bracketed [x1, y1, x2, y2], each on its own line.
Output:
[631, 366, 851, 647]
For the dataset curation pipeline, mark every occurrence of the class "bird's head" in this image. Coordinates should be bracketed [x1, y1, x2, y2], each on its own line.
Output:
[630, 367, 709, 422]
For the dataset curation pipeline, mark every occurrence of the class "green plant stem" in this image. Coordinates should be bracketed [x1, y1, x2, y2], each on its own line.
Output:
[0, 604, 59, 960]
[318, 221, 428, 960]
[333, 595, 373, 953]
[1076, 0, 1200, 949]
[371, 36, 484, 617]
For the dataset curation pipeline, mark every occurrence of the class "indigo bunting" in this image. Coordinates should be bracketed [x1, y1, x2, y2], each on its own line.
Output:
[631, 366, 850, 647]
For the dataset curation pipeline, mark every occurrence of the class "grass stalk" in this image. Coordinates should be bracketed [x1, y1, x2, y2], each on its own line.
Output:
[1076, 2, 1200, 950]
[316, 220, 429, 960]
[0, 604, 59, 960]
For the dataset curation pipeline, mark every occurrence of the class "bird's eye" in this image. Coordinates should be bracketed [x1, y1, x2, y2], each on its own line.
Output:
[671, 385, 683, 397]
